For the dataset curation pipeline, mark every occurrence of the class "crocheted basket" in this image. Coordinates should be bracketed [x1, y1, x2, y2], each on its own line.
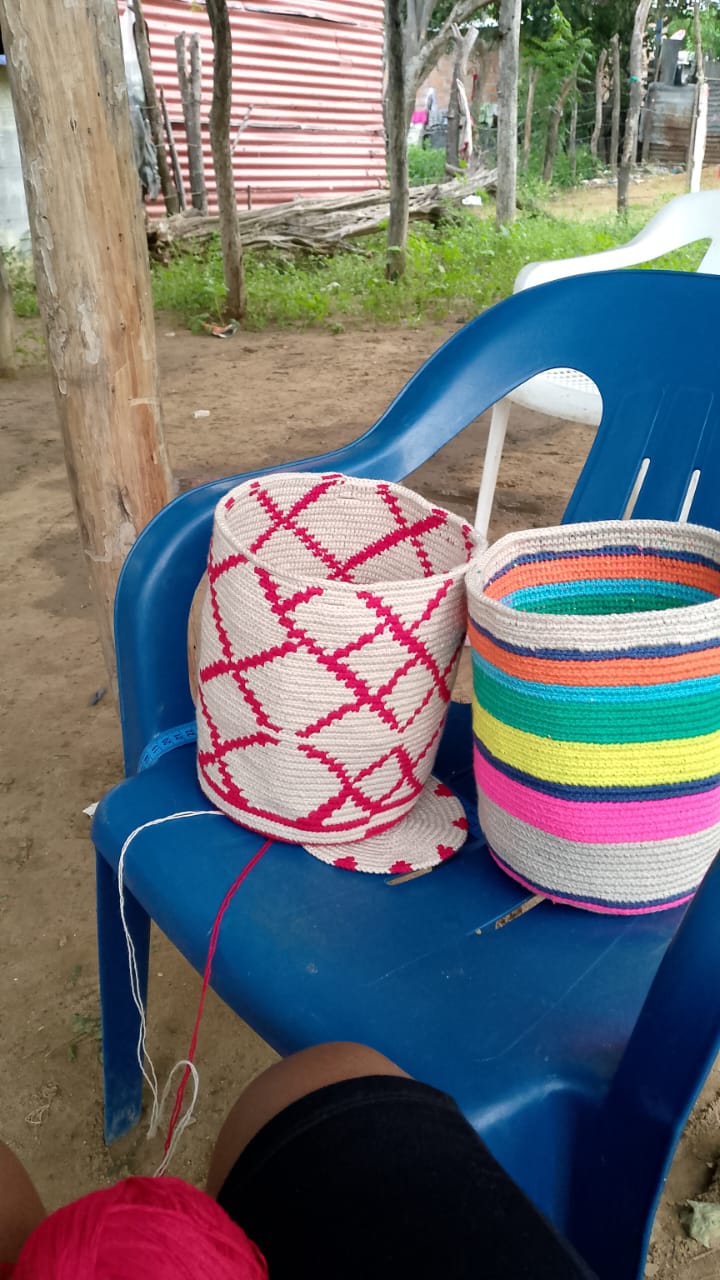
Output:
[196, 472, 475, 853]
[468, 520, 720, 914]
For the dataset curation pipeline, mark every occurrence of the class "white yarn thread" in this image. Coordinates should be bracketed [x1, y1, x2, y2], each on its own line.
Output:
[116, 809, 224, 1172]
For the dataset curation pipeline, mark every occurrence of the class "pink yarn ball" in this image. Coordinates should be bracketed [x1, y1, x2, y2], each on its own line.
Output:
[10, 1177, 268, 1280]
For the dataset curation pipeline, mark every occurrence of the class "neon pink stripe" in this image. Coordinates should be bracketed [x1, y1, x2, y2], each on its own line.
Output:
[486, 848, 695, 916]
[474, 746, 720, 842]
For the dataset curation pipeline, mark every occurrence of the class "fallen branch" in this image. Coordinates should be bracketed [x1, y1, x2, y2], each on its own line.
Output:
[147, 172, 496, 258]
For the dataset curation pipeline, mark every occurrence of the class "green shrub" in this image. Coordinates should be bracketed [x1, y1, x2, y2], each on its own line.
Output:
[408, 144, 447, 187]
[4, 250, 38, 317]
[150, 206, 707, 332]
[11, 197, 707, 335]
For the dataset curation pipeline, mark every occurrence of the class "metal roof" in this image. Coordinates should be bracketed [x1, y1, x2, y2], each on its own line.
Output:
[131, 0, 386, 213]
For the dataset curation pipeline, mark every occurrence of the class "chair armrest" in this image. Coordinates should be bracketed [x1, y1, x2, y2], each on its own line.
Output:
[515, 190, 720, 292]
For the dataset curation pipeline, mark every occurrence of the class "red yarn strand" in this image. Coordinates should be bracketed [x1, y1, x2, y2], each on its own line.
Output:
[163, 838, 274, 1155]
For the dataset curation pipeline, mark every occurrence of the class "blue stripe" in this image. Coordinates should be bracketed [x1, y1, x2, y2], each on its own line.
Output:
[468, 618, 720, 663]
[472, 735, 720, 801]
[487, 846, 696, 912]
[484, 543, 720, 590]
[470, 653, 720, 704]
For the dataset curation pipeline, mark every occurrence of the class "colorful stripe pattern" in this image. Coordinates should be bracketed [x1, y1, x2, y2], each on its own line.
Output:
[468, 521, 720, 914]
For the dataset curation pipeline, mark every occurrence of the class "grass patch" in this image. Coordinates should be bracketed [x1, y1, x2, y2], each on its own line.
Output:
[151, 208, 709, 332]
[5, 250, 39, 317]
[9, 199, 710, 333]
[408, 143, 448, 187]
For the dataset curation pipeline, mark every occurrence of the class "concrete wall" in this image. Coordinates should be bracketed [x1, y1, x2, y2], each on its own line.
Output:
[0, 66, 30, 253]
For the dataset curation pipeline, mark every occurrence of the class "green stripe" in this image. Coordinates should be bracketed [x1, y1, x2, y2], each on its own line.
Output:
[509, 584, 709, 616]
[472, 662, 720, 744]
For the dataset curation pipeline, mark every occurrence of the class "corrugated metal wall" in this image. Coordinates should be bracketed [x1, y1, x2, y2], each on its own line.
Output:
[131, 0, 386, 213]
[646, 80, 720, 166]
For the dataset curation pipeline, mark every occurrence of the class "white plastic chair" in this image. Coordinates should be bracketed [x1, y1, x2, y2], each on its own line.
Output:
[474, 189, 720, 536]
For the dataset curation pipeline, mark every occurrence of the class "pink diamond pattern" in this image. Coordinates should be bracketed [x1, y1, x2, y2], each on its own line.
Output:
[196, 475, 473, 842]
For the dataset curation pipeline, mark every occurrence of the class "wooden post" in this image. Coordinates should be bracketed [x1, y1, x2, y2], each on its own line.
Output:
[687, 1, 706, 193]
[590, 48, 607, 159]
[131, 0, 180, 216]
[618, 0, 651, 214]
[176, 32, 208, 215]
[688, 80, 709, 193]
[610, 34, 621, 176]
[0, 0, 174, 681]
[0, 250, 16, 377]
[641, 86, 654, 164]
[384, 0, 409, 279]
[161, 87, 186, 211]
[206, 0, 246, 319]
[568, 82, 578, 184]
[495, 0, 521, 227]
[521, 64, 540, 172]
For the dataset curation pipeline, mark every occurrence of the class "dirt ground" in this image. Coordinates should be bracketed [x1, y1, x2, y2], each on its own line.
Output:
[546, 163, 720, 219]
[1, 187, 719, 1276]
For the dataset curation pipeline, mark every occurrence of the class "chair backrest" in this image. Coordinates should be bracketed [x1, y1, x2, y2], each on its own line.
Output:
[116, 270, 720, 776]
[115, 269, 720, 1277]
[514, 189, 720, 290]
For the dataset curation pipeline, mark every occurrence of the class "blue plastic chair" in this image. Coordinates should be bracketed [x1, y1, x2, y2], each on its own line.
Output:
[92, 271, 720, 1280]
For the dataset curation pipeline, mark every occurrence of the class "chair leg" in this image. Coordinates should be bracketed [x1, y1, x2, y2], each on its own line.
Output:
[475, 397, 511, 540]
[96, 849, 150, 1144]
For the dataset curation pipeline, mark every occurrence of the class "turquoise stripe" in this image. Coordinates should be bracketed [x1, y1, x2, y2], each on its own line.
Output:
[503, 578, 713, 612]
[470, 652, 720, 704]
[473, 661, 720, 743]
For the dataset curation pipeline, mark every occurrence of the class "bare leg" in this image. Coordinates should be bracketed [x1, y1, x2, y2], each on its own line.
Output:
[206, 1042, 409, 1197]
[0, 1141, 46, 1264]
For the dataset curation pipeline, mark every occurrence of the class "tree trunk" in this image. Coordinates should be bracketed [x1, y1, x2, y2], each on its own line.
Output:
[521, 64, 539, 172]
[385, 0, 409, 279]
[0, 250, 16, 377]
[641, 89, 653, 163]
[543, 72, 576, 184]
[610, 33, 621, 176]
[568, 83, 578, 184]
[131, 0, 180, 216]
[618, 0, 651, 213]
[446, 24, 479, 170]
[161, 87, 186, 210]
[590, 48, 607, 158]
[206, 0, 246, 320]
[0, 0, 174, 682]
[176, 32, 208, 215]
[403, 0, 494, 132]
[495, 0, 521, 227]
[687, 0, 706, 192]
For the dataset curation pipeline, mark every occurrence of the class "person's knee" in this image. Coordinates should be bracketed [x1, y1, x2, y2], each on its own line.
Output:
[206, 1042, 408, 1196]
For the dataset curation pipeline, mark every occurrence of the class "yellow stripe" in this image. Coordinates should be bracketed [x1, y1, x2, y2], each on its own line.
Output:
[472, 703, 720, 787]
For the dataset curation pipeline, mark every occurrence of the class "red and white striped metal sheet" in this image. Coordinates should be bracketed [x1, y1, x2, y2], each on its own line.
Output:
[127, 0, 386, 213]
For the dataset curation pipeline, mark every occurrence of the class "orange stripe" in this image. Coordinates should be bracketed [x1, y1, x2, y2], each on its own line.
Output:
[484, 554, 720, 601]
[468, 620, 720, 687]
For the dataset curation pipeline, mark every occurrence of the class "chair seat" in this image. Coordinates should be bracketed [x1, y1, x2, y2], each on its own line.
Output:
[507, 368, 602, 426]
[92, 703, 684, 1224]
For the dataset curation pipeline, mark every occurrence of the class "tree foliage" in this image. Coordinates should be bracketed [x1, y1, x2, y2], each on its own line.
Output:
[667, 2, 720, 58]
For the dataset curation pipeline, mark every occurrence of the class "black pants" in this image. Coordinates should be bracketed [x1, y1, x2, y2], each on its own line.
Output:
[218, 1075, 597, 1279]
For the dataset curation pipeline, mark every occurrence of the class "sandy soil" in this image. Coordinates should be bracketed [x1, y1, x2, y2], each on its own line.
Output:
[1, 197, 719, 1275]
[545, 164, 720, 220]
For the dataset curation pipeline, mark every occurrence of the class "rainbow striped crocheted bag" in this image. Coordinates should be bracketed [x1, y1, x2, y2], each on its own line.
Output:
[468, 520, 720, 914]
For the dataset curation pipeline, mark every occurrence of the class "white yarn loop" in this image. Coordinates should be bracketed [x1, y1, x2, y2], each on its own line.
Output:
[116, 810, 223, 1169]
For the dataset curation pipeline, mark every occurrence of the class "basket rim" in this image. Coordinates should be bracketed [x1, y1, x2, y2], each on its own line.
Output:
[468, 518, 720, 636]
[214, 471, 479, 594]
